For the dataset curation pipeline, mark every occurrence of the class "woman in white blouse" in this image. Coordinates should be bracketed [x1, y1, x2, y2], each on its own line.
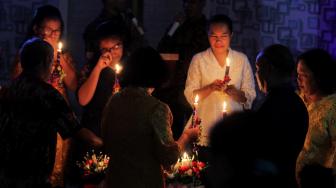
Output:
[184, 14, 256, 147]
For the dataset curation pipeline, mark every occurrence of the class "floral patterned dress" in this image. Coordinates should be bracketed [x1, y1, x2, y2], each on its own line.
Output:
[296, 93, 336, 177]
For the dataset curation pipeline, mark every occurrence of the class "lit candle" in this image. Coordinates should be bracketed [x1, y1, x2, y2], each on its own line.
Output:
[50, 41, 66, 86]
[115, 63, 122, 74]
[224, 57, 230, 83]
[225, 57, 230, 76]
[191, 95, 199, 128]
[223, 101, 227, 118]
[57, 42, 63, 52]
[113, 63, 122, 94]
[181, 152, 191, 167]
[57, 42, 63, 65]
[191, 95, 200, 156]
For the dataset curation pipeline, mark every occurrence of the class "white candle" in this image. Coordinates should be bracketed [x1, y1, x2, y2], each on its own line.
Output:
[223, 101, 227, 118]
[194, 95, 199, 108]
[113, 64, 122, 94]
[192, 95, 199, 127]
[225, 57, 230, 77]
[57, 42, 63, 52]
[115, 64, 122, 74]
[223, 101, 227, 113]
[56, 42, 63, 66]
[181, 152, 191, 166]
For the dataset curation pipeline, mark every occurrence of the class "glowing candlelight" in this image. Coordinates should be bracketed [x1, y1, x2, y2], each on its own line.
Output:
[55, 42, 63, 71]
[194, 94, 199, 107]
[223, 57, 231, 84]
[181, 152, 191, 166]
[226, 57, 230, 67]
[48, 41, 65, 84]
[115, 63, 122, 74]
[225, 57, 230, 77]
[223, 101, 227, 118]
[191, 95, 199, 128]
[57, 42, 63, 52]
[223, 101, 227, 113]
[113, 63, 122, 94]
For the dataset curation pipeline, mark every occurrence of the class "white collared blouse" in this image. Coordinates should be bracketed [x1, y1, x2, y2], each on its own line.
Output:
[184, 48, 256, 146]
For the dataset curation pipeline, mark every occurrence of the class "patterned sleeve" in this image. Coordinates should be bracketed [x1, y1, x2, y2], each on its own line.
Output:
[240, 56, 256, 109]
[47, 87, 81, 139]
[184, 55, 202, 106]
[151, 102, 181, 167]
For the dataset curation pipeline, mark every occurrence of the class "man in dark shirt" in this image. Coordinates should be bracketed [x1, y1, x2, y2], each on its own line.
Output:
[156, 0, 209, 139]
[0, 38, 102, 187]
[255, 44, 308, 188]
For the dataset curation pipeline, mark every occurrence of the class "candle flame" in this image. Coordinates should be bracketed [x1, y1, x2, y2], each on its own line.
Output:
[58, 42, 63, 52]
[223, 101, 227, 112]
[226, 57, 230, 67]
[182, 152, 190, 161]
[194, 95, 199, 104]
[115, 64, 122, 74]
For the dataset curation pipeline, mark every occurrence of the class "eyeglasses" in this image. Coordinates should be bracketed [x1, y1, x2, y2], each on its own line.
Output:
[100, 43, 123, 53]
[41, 27, 61, 36]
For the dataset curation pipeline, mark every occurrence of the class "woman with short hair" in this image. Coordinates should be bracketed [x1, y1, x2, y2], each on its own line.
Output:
[101, 47, 199, 188]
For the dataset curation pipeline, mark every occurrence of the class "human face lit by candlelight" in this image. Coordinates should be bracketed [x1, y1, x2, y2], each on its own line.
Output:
[37, 19, 62, 49]
[99, 37, 123, 66]
[297, 60, 318, 96]
[208, 23, 232, 55]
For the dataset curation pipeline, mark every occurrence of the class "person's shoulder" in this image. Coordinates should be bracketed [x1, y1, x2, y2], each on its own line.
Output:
[151, 99, 172, 119]
[320, 93, 336, 112]
[260, 89, 308, 116]
[231, 49, 248, 61]
[156, 99, 170, 111]
[139, 93, 171, 114]
[39, 82, 66, 103]
[192, 48, 211, 61]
